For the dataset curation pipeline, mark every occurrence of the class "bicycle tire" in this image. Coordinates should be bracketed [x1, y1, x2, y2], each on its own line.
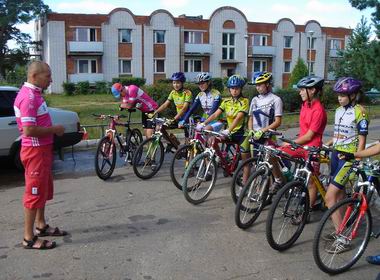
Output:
[266, 181, 310, 251]
[182, 153, 217, 205]
[94, 136, 117, 180]
[132, 137, 164, 179]
[313, 197, 372, 274]
[126, 128, 143, 163]
[170, 144, 202, 190]
[231, 157, 257, 204]
[235, 167, 270, 229]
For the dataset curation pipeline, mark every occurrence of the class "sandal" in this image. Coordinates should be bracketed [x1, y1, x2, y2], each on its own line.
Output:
[36, 224, 68, 237]
[23, 236, 56, 250]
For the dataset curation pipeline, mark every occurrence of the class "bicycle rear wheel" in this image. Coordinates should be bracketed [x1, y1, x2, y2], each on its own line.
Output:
[313, 197, 372, 275]
[231, 157, 257, 204]
[126, 128, 143, 163]
[132, 137, 164, 179]
[182, 153, 217, 205]
[266, 181, 310, 251]
[170, 144, 202, 190]
[235, 167, 270, 229]
[94, 136, 116, 180]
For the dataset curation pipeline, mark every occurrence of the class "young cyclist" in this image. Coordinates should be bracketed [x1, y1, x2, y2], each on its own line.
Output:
[279, 75, 327, 213]
[179, 72, 223, 132]
[324, 78, 368, 248]
[111, 83, 158, 138]
[147, 72, 192, 125]
[240, 71, 284, 190]
[199, 74, 249, 161]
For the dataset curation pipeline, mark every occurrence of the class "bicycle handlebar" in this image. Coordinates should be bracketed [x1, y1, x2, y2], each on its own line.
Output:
[92, 114, 128, 119]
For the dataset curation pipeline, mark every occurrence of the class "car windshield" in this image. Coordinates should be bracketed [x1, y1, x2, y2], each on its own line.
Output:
[0, 90, 18, 117]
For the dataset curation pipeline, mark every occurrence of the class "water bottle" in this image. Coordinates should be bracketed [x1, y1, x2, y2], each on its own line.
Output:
[282, 166, 293, 182]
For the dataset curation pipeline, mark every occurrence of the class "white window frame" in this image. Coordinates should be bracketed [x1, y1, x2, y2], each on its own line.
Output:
[76, 28, 96, 42]
[330, 39, 342, 50]
[284, 36, 293, 48]
[307, 37, 317, 49]
[253, 60, 267, 72]
[76, 59, 97, 74]
[252, 34, 268, 46]
[184, 31, 203, 44]
[284, 61, 291, 73]
[307, 61, 315, 74]
[119, 59, 132, 74]
[154, 30, 166, 44]
[222, 33, 235, 60]
[154, 59, 165, 73]
[119, 29, 132, 43]
[184, 59, 202, 72]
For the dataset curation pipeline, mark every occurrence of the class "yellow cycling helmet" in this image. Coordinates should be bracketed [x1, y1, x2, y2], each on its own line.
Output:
[252, 71, 272, 85]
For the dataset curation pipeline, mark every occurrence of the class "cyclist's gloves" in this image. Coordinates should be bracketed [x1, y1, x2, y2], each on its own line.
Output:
[253, 130, 263, 140]
[195, 123, 205, 131]
[338, 151, 355, 161]
[166, 118, 176, 126]
[146, 112, 156, 119]
[221, 129, 231, 137]
[178, 120, 185, 127]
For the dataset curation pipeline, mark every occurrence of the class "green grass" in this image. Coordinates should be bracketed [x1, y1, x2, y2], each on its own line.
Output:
[44, 94, 380, 139]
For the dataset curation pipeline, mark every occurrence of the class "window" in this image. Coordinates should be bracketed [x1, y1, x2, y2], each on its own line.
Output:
[253, 60, 267, 72]
[284, 36, 293, 48]
[119, 59, 131, 74]
[184, 59, 202, 72]
[154, 59, 165, 73]
[0, 90, 17, 117]
[154, 30, 165, 43]
[308, 37, 316, 49]
[76, 28, 96, 42]
[307, 62, 315, 74]
[76, 59, 97, 73]
[119, 29, 132, 43]
[253, 34, 268, 46]
[222, 33, 235, 60]
[284, 61, 291, 73]
[330, 39, 342, 50]
[184, 31, 203, 44]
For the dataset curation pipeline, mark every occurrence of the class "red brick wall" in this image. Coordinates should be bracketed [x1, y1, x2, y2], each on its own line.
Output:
[154, 44, 166, 57]
[223, 20, 235, 29]
[203, 57, 210, 72]
[282, 73, 291, 88]
[118, 44, 132, 57]
[283, 49, 292, 60]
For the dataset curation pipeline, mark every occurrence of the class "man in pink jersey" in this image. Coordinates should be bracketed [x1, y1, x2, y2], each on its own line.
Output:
[111, 83, 158, 138]
[14, 61, 67, 250]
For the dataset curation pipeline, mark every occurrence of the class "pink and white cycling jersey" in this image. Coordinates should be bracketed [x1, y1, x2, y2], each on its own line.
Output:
[121, 85, 158, 113]
[13, 82, 53, 147]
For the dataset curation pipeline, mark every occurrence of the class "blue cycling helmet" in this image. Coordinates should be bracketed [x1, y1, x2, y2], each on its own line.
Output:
[227, 74, 246, 88]
[111, 83, 123, 99]
[170, 72, 186, 83]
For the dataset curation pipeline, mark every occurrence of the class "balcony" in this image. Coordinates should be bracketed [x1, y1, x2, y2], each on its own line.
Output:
[249, 45, 276, 57]
[68, 41, 104, 55]
[184, 43, 212, 55]
[69, 73, 104, 83]
[329, 49, 342, 58]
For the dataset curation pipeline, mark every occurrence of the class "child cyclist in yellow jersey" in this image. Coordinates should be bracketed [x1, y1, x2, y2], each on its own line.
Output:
[323, 77, 368, 253]
[199, 74, 250, 161]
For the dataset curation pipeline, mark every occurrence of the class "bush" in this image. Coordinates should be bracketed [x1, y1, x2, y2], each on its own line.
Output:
[112, 77, 146, 87]
[75, 81, 91, 95]
[275, 88, 302, 112]
[94, 81, 109, 94]
[211, 78, 224, 93]
[321, 84, 338, 109]
[62, 82, 76, 96]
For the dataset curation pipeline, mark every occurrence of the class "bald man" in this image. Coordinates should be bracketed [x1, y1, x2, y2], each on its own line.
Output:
[14, 61, 67, 250]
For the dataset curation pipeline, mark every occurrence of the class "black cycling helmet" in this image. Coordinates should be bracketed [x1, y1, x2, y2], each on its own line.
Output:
[297, 75, 324, 90]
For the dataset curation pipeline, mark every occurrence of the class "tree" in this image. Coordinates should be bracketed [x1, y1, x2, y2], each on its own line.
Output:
[350, 0, 380, 38]
[287, 58, 308, 88]
[333, 17, 372, 89]
[0, 0, 50, 78]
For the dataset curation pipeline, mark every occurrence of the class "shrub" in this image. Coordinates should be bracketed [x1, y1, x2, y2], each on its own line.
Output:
[321, 84, 338, 109]
[94, 81, 109, 94]
[75, 81, 91, 95]
[275, 88, 302, 112]
[211, 78, 224, 93]
[62, 82, 76, 96]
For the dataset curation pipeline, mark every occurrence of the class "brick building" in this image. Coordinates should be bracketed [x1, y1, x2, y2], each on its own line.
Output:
[35, 6, 351, 93]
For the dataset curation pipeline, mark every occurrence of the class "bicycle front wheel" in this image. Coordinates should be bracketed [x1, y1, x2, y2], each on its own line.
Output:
[266, 181, 310, 251]
[170, 144, 202, 190]
[231, 157, 257, 204]
[94, 136, 116, 180]
[182, 153, 217, 205]
[313, 197, 372, 275]
[235, 167, 270, 229]
[132, 137, 164, 179]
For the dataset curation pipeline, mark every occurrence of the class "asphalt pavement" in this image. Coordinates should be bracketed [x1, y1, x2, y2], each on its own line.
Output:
[0, 121, 380, 280]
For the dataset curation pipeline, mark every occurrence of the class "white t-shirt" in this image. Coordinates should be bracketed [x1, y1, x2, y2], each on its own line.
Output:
[249, 92, 283, 130]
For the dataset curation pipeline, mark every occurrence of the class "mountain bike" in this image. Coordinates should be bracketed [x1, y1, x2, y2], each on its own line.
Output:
[132, 117, 180, 179]
[313, 159, 380, 274]
[181, 129, 241, 205]
[93, 109, 142, 180]
[265, 138, 332, 251]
